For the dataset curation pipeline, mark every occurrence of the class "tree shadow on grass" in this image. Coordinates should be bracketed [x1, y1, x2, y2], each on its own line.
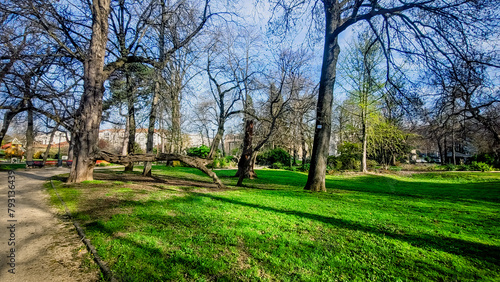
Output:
[191, 192, 500, 265]
[233, 170, 500, 204]
[83, 220, 234, 281]
[324, 174, 500, 203]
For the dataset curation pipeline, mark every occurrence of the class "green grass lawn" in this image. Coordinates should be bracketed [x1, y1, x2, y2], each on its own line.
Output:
[47, 167, 500, 281]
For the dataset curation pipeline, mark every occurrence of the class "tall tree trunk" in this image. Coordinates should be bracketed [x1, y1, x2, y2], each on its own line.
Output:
[67, 130, 75, 161]
[67, 0, 111, 183]
[42, 127, 58, 164]
[362, 127, 368, 172]
[125, 73, 136, 172]
[221, 135, 226, 157]
[444, 135, 448, 164]
[171, 91, 181, 153]
[121, 117, 129, 155]
[208, 117, 225, 159]
[301, 130, 307, 170]
[293, 146, 298, 166]
[236, 120, 257, 186]
[143, 77, 160, 176]
[159, 110, 166, 153]
[361, 108, 368, 173]
[451, 126, 456, 165]
[169, 58, 183, 154]
[25, 104, 34, 162]
[437, 138, 444, 165]
[305, 3, 341, 192]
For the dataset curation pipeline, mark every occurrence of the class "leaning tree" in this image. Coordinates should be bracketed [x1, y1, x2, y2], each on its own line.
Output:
[5, 0, 217, 182]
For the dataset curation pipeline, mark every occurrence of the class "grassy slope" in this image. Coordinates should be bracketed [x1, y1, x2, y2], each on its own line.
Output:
[47, 167, 500, 281]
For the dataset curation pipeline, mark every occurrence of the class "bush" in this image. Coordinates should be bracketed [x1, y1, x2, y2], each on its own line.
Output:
[300, 163, 310, 172]
[33, 151, 44, 159]
[470, 161, 493, 172]
[271, 162, 284, 169]
[366, 159, 378, 168]
[457, 164, 471, 171]
[215, 157, 230, 168]
[444, 164, 457, 171]
[187, 145, 210, 158]
[133, 142, 144, 154]
[333, 142, 362, 171]
[469, 153, 496, 166]
[257, 148, 291, 166]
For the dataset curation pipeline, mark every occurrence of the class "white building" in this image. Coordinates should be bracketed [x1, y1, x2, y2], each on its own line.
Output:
[34, 130, 68, 145]
[33, 129, 240, 154]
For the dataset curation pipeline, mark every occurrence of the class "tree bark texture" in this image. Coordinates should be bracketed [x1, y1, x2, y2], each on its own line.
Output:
[0, 109, 23, 145]
[125, 72, 136, 172]
[208, 118, 224, 159]
[305, 2, 341, 192]
[67, 131, 75, 161]
[236, 120, 257, 186]
[361, 118, 368, 173]
[67, 0, 111, 183]
[42, 128, 58, 165]
[143, 77, 160, 176]
[25, 104, 34, 162]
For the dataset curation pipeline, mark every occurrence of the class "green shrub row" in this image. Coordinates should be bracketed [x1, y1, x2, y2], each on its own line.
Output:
[257, 148, 291, 166]
[442, 161, 493, 172]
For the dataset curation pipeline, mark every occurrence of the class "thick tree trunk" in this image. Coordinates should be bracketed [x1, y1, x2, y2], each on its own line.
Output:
[67, 0, 111, 183]
[236, 120, 257, 186]
[305, 3, 341, 192]
[25, 105, 34, 162]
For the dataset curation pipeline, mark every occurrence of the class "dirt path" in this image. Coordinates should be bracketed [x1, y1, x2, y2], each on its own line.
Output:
[0, 168, 99, 282]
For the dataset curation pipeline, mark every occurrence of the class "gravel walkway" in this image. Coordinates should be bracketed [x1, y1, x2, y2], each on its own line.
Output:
[0, 168, 99, 281]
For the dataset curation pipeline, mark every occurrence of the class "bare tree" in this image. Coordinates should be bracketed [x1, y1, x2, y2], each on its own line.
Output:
[205, 33, 245, 159]
[235, 47, 312, 185]
[267, 0, 500, 191]
[3, 0, 216, 182]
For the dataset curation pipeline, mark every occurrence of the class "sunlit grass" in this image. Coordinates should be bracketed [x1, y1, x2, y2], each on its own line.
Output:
[47, 167, 500, 281]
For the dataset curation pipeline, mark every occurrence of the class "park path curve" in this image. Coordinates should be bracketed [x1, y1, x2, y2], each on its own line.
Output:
[0, 167, 99, 282]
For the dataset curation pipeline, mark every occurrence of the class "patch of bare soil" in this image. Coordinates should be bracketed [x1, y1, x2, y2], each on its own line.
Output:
[61, 171, 230, 225]
[94, 171, 229, 191]
[0, 168, 100, 282]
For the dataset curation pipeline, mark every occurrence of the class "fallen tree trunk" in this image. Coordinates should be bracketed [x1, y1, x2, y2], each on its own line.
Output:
[95, 151, 225, 189]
